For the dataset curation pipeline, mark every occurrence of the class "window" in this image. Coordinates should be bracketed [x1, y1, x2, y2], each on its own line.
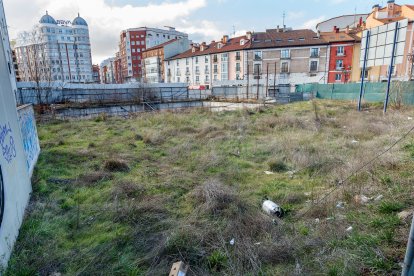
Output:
[281, 49, 290, 59]
[236, 63, 241, 72]
[254, 64, 261, 75]
[281, 62, 289, 73]
[335, 74, 342, 81]
[186, 59, 189, 65]
[337, 46, 344, 56]
[196, 66, 200, 74]
[205, 65, 209, 73]
[221, 53, 228, 62]
[310, 48, 319, 57]
[310, 61, 318, 72]
[336, 60, 344, 70]
[254, 51, 262, 60]
[196, 76, 200, 83]
[213, 55, 218, 63]
[205, 56, 209, 63]
[195, 57, 199, 64]
[360, 69, 368, 79]
[236, 52, 241, 60]
[213, 64, 218, 74]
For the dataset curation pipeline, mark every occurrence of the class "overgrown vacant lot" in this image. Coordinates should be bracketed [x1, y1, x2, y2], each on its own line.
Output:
[7, 101, 414, 275]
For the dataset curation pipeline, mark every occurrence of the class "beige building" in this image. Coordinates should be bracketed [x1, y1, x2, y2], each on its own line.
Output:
[247, 28, 330, 91]
[165, 35, 251, 88]
[363, 1, 414, 81]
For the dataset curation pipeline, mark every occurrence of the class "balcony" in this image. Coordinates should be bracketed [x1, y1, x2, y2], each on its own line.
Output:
[310, 53, 319, 58]
[336, 51, 346, 57]
[254, 56, 262, 61]
[281, 55, 291, 60]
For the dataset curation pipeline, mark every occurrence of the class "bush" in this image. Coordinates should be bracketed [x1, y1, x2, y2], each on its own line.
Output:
[268, 159, 288, 173]
[103, 159, 130, 172]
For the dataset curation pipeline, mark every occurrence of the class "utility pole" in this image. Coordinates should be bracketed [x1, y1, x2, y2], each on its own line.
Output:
[266, 63, 269, 97]
[274, 62, 277, 97]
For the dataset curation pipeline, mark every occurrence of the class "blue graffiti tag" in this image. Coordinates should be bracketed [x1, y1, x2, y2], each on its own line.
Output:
[0, 122, 17, 163]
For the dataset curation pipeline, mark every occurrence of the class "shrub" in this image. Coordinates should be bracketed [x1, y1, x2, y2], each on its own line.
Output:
[268, 159, 288, 173]
[104, 159, 130, 172]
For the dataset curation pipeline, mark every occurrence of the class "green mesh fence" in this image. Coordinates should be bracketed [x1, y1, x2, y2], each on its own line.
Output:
[296, 81, 414, 105]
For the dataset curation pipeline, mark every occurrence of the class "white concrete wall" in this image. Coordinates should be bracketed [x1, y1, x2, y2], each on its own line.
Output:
[0, 0, 32, 268]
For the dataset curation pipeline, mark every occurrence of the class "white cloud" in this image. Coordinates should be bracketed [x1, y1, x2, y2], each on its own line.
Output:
[3, 0, 220, 63]
[301, 16, 326, 30]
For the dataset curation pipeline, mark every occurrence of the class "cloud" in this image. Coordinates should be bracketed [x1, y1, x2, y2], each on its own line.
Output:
[3, 0, 219, 63]
[301, 16, 326, 30]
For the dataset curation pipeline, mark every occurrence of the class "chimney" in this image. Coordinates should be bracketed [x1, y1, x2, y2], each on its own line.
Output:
[222, 35, 229, 44]
[277, 25, 280, 32]
[359, 17, 363, 27]
[333, 26, 337, 32]
[372, 4, 380, 13]
[345, 25, 350, 34]
[211, 40, 216, 44]
[317, 30, 321, 38]
[246, 31, 252, 40]
[388, 0, 395, 16]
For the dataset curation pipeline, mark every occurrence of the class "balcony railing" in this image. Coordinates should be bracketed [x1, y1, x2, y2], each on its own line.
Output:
[281, 55, 291, 59]
[254, 56, 262, 61]
[310, 53, 319, 58]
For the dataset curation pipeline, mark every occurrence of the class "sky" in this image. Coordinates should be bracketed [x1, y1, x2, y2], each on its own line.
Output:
[3, 0, 383, 64]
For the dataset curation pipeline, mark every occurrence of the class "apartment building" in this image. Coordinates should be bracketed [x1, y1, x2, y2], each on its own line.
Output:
[92, 64, 100, 83]
[100, 57, 116, 84]
[246, 28, 329, 90]
[118, 27, 188, 83]
[321, 28, 361, 83]
[362, 1, 414, 81]
[165, 35, 251, 88]
[14, 12, 93, 83]
[142, 38, 190, 83]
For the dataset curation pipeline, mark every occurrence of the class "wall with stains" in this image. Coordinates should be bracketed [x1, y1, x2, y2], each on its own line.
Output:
[0, 0, 33, 268]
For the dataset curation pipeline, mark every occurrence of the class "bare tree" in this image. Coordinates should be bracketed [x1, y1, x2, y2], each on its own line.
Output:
[17, 27, 53, 106]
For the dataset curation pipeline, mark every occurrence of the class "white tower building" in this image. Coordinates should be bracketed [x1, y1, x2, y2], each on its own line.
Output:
[14, 12, 93, 83]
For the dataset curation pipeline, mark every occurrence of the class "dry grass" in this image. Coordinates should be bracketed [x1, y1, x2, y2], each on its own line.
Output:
[8, 100, 414, 275]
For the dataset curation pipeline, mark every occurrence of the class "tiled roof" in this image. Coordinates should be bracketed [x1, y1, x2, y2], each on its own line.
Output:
[144, 39, 178, 52]
[320, 31, 360, 43]
[166, 35, 251, 60]
[250, 29, 328, 49]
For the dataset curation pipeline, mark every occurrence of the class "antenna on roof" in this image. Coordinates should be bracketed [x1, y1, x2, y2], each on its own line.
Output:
[232, 25, 236, 37]
[282, 11, 286, 28]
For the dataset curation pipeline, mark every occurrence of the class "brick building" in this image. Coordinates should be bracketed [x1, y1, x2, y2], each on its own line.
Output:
[142, 38, 190, 83]
[321, 28, 361, 83]
[118, 27, 188, 83]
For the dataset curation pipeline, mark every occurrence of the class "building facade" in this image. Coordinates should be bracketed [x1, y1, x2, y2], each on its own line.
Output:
[321, 29, 361, 83]
[92, 64, 100, 83]
[118, 27, 188, 83]
[14, 12, 93, 83]
[165, 35, 251, 88]
[100, 57, 116, 84]
[246, 28, 330, 90]
[142, 38, 190, 83]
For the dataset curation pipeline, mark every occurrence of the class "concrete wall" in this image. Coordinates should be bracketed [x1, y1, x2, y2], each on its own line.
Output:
[15, 82, 189, 105]
[0, 0, 33, 267]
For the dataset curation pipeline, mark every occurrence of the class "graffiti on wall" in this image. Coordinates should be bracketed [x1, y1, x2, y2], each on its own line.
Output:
[18, 105, 40, 175]
[0, 122, 16, 164]
[0, 167, 4, 227]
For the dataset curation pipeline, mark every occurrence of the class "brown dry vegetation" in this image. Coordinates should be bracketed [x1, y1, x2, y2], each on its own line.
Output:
[6, 100, 414, 275]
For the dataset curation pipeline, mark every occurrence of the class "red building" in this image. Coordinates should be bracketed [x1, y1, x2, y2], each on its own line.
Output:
[321, 28, 360, 83]
[92, 65, 100, 83]
[118, 27, 188, 83]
